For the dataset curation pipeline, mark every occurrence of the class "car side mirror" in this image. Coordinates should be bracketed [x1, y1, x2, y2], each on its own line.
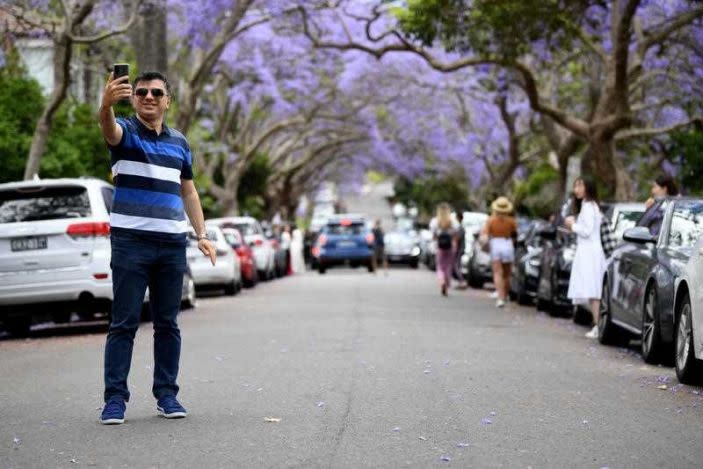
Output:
[623, 226, 656, 244]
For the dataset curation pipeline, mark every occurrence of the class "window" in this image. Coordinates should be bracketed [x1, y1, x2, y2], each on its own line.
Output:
[668, 200, 703, 249]
[613, 209, 644, 240]
[101, 187, 114, 214]
[0, 186, 91, 223]
[325, 223, 365, 235]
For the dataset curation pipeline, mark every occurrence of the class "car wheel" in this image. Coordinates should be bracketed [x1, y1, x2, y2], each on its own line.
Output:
[410, 260, 419, 269]
[598, 278, 627, 346]
[367, 262, 375, 273]
[641, 286, 665, 364]
[182, 275, 196, 309]
[5, 316, 31, 337]
[224, 277, 237, 295]
[515, 278, 532, 306]
[52, 310, 72, 324]
[675, 293, 703, 384]
[319, 264, 327, 274]
[467, 262, 483, 289]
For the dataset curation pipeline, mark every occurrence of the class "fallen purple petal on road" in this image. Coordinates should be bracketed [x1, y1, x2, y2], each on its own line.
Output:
[392, 427, 401, 432]
[481, 418, 493, 425]
[316, 401, 325, 408]
[13, 437, 21, 446]
[215, 356, 223, 362]
[670, 384, 683, 393]
[441, 456, 451, 462]
[418, 436, 427, 441]
[457, 442, 470, 448]
[70, 459, 78, 464]
[582, 419, 589, 425]
[424, 369, 432, 374]
[490, 411, 496, 416]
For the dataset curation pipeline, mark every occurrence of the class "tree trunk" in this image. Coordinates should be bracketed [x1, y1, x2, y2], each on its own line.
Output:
[220, 175, 241, 216]
[24, 35, 72, 180]
[129, 0, 167, 73]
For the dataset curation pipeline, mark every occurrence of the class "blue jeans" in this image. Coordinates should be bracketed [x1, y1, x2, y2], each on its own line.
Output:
[104, 233, 186, 403]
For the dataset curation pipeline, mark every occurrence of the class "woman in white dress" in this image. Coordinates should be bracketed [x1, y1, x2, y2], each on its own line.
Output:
[564, 177, 607, 339]
[290, 227, 306, 274]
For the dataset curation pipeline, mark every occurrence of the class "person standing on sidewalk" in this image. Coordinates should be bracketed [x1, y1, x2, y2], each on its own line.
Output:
[371, 219, 388, 274]
[480, 197, 517, 307]
[453, 211, 468, 289]
[564, 177, 606, 339]
[98, 70, 216, 424]
[430, 203, 460, 296]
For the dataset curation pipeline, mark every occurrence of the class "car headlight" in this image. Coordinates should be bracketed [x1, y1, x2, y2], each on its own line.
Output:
[528, 258, 541, 267]
[411, 246, 421, 256]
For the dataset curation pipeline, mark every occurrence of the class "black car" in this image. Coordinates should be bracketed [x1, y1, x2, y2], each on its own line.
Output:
[510, 220, 547, 305]
[535, 224, 576, 316]
[598, 198, 703, 364]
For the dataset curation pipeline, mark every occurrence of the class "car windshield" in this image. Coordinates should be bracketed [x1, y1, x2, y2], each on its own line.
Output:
[613, 209, 645, 240]
[668, 200, 703, 249]
[219, 222, 256, 236]
[0, 186, 91, 223]
[325, 223, 365, 235]
[222, 231, 241, 246]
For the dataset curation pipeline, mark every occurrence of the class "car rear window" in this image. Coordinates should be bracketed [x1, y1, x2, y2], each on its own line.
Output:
[0, 185, 91, 223]
[219, 223, 256, 236]
[325, 223, 365, 235]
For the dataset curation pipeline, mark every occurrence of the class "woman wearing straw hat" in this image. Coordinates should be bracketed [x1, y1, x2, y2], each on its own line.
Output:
[479, 196, 518, 307]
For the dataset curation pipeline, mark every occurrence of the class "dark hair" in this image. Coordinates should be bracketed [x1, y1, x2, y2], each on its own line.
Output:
[133, 71, 172, 97]
[571, 176, 598, 215]
[654, 174, 679, 196]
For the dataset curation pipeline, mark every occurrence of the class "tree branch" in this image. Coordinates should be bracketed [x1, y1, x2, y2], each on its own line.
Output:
[614, 116, 701, 140]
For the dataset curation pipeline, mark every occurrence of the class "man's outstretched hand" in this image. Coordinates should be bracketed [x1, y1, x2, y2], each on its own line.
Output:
[198, 239, 217, 266]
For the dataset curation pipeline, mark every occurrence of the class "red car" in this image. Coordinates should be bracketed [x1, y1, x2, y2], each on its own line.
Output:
[222, 228, 258, 287]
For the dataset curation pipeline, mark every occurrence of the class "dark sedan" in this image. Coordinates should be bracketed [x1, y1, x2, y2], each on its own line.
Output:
[510, 220, 547, 305]
[535, 225, 576, 316]
[598, 198, 703, 365]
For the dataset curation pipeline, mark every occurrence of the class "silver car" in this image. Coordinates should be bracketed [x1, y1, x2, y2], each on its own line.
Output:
[207, 216, 276, 280]
[674, 238, 703, 384]
[186, 225, 242, 295]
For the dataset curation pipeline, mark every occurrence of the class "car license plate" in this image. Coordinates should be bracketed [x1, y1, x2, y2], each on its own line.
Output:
[11, 236, 48, 252]
[337, 241, 356, 248]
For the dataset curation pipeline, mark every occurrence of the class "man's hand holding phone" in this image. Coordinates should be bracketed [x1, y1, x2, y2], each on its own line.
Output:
[102, 64, 132, 108]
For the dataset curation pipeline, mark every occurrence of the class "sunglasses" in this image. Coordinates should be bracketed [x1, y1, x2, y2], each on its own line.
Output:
[134, 87, 166, 98]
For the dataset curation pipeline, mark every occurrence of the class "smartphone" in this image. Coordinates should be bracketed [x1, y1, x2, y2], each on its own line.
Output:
[113, 63, 129, 80]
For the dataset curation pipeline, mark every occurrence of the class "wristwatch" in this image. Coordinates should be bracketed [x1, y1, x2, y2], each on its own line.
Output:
[197, 232, 209, 241]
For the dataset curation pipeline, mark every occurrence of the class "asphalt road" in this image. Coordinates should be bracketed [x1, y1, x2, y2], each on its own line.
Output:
[1, 268, 702, 468]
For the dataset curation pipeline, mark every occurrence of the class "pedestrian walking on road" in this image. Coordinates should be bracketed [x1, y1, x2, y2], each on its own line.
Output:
[290, 226, 306, 274]
[371, 219, 388, 275]
[564, 177, 606, 339]
[430, 203, 460, 296]
[480, 197, 517, 308]
[98, 70, 216, 424]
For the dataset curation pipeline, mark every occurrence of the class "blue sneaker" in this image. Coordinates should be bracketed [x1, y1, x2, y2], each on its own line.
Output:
[100, 398, 126, 425]
[157, 395, 187, 419]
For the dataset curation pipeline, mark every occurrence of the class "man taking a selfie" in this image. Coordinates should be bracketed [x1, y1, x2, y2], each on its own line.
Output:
[98, 70, 216, 425]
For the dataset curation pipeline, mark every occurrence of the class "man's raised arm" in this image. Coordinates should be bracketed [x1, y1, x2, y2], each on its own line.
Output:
[99, 73, 131, 146]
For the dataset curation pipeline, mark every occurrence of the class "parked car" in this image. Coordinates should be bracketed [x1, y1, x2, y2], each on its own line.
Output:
[265, 228, 289, 278]
[0, 178, 115, 336]
[673, 237, 703, 384]
[222, 228, 258, 287]
[535, 224, 576, 316]
[466, 232, 493, 288]
[603, 202, 647, 242]
[186, 225, 242, 295]
[510, 220, 548, 305]
[208, 216, 276, 280]
[384, 229, 421, 268]
[313, 214, 374, 274]
[598, 198, 703, 365]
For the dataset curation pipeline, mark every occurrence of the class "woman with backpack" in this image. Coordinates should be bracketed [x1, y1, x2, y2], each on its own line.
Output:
[430, 203, 460, 296]
[564, 177, 606, 339]
[479, 197, 518, 308]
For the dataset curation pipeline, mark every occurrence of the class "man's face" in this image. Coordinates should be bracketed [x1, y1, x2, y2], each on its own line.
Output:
[132, 79, 170, 121]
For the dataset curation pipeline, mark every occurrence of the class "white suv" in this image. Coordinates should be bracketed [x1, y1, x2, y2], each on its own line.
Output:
[0, 177, 195, 337]
[0, 178, 115, 335]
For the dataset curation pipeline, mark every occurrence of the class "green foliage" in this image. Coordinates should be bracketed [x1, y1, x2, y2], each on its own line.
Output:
[670, 128, 703, 196]
[514, 163, 560, 218]
[238, 153, 272, 219]
[393, 170, 470, 220]
[0, 52, 45, 183]
[41, 101, 111, 180]
[393, 0, 590, 59]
